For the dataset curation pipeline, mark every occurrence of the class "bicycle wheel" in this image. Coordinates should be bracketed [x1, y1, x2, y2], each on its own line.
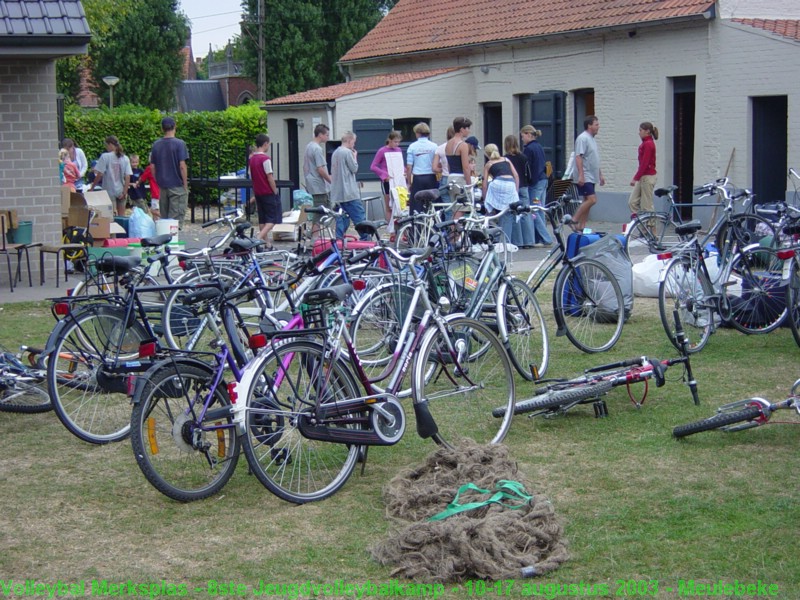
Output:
[716, 213, 776, 254]
[493, 379, 614, 417]
[726, 246, 787, 334]
[412, 317, 515, 448]
[658, 256, 713, 353]
[553, 258, 625, 353]
[394, 221, 425, 251]
[788, 257, 800, 347]
[130, 360, 240, 502]
[47, 304, 149, 444]
[497, 277, 549, 380]
[0, 377, 51, 413]
[625, 213, 678, 255]
[672, 406, 763, 438]
[240, 340, 362, 504]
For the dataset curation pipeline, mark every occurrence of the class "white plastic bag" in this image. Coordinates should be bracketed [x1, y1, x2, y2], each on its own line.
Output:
[129, 206, 156, 239]
[632, 253, 667, 298]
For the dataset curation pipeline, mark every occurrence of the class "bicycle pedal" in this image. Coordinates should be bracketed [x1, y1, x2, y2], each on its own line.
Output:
[593, 400, 608, 418]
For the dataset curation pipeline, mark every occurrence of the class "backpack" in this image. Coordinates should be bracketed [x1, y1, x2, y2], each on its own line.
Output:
[62, 225, 93, 267]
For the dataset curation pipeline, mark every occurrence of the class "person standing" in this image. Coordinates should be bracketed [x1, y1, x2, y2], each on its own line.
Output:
[572, 115, 605, 232]
[481, 143, 519, 245]
[520, 126, 553, 246]
[59, 148, 80, 192]
[405, 122, 438, 215]
[150, 116, 189, 229]
[445, 117, 474, 182]
[303, 124, 333, 240]
[90, 135, 132, 217]
[248, 134, 281, 248]
[432, 126, 455, 202]
[505, 133, 532, 247]
[330, 132, 368, 241]
[127, 154, 147, 209]
[628, 122, 659, 216]
[370, 130, 403, 220]
[61, 138, 88, 192]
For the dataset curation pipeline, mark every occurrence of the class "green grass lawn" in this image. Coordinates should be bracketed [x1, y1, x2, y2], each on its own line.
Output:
[0, 298, 798, 599]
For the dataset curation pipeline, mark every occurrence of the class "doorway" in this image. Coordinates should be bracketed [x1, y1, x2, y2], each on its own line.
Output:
[672, 76, 696, 219]
[752, 96, 787, 204]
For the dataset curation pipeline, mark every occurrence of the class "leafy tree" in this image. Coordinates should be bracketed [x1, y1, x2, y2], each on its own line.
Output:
[240, 0, 397, 100]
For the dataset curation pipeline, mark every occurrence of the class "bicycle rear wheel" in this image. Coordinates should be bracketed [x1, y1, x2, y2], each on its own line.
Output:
[47, 304, 149, 444]
[716, 213, 776, 254]
[788, 257, 800, 348]
[672, 406, 763, 438]
[625, 213, 678, 255]
[412, 317, 515, 448]
[553, 258, 625, 353]
[493, 379, 614, 417]
[240, 340, 362, 504]
[130, 360, 239, 502]
[658, 256, 713, 353]
[497, 277, 549, 379]
[727, 246, 787, 334]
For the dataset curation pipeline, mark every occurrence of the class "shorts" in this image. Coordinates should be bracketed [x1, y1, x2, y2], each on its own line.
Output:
[576, 182, 596, 198]
[150, 199, 160, 211]
[311, 193, 330, 224]
[381, 180, 390, 195]
[256, 193, 282, 225]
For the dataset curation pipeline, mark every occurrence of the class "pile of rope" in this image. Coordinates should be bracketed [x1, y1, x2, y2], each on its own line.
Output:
[370, 441, 568, 582]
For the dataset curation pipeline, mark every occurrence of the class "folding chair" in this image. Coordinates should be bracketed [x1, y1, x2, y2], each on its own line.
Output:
[0, 213, 40, 293]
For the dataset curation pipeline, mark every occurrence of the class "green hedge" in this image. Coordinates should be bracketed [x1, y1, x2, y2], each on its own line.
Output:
[64, 104, 267, 178]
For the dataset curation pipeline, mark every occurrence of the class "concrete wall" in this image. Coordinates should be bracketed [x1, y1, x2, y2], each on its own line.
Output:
[0, 58, 62, 286]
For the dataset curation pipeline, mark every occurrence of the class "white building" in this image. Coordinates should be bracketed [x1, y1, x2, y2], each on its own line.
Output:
[265, 0, 800, 222]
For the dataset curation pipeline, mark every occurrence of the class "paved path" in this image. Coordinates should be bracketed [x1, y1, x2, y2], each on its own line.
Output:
[1, 218, 633, 304]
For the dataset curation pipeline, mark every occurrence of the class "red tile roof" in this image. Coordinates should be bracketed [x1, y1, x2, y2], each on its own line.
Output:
[341, 0, 715, 62]
[265, 68, 461, 105]
[731, 19, 800, 42]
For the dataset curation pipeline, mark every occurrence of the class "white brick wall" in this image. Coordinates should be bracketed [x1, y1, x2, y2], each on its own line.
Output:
[0, 59, 62, 284]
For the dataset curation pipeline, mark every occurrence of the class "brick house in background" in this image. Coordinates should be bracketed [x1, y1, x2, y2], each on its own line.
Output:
[265, 0, 800, 223]
[0, 0, 90, 283]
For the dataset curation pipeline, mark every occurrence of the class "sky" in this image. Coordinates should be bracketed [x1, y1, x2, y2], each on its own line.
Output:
[180, 1, 244, 60]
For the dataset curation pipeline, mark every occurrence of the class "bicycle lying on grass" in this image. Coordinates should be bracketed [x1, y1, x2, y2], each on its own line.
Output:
[0, 345, 50, 413]
[492, 311, 699, 420]
[673, 378, 800, 438]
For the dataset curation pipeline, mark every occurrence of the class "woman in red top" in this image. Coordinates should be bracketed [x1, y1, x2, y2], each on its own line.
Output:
[628, 122, 658, 216]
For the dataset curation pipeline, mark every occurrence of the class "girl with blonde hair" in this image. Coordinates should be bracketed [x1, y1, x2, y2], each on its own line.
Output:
[481, 143, 519, 246]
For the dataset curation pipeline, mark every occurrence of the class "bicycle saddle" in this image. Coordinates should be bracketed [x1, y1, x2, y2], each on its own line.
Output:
[414, 189, 439, 207]
[140, 233, 172, 247]
[228, 238, 264, 253]
[303, 283, 353, 307]
[655, 186, 678, 197]
[95, 255, 142, 275]
[355, 220, 383, 238]
[675, 220, 702, 236]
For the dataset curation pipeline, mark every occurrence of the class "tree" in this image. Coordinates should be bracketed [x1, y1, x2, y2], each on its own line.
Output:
[240, 0, 397, 100]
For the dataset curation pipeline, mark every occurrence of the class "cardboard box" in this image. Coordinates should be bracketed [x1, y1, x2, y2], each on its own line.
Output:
[272, 207, 308, 242]
[68, 190, 119, 238]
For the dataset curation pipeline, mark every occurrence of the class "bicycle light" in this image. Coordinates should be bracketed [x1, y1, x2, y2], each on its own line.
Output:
[248, 334, 267, 350]
[437, 296, 452, 315]
[54, 302, 70, 316]
[777, 249, 794, 260]
[227, 382, 238, 404]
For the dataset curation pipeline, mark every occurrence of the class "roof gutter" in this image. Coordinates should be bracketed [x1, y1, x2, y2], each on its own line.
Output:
[340, 11, 714, 67]
[262, 101, 337, 110]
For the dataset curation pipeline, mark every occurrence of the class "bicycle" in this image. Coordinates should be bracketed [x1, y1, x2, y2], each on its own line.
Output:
[673, 378, 799, 438]
[493, 311, 699, 419]
[524, 193, 626, 353]
[0, 345, 50, 413]
[623, 184, 686, 255]
[233, 243, 516, 504]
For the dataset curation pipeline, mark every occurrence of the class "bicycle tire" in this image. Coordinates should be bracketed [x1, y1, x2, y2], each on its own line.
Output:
[497, 277, 549, 380]
[493, 378, 614, 418]
[658, 256, 713, 353]
[672, 405, 763, 438]
[726, 245, 787, 334]
[787, 257, 800, 348]
[553, 258, 625, 353]
[240, 339, 362, 504]
[130, 360, 240, 502]
[715, 213, 776, 255]
[624, 213, 678, 255]
[394, 220, 427, 251]
[0, 378, 52, 413]
[47, 304, 149, 444]
[412, 317, 515, 448]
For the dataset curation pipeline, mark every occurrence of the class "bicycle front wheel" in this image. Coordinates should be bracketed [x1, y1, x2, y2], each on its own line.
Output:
[727, 246, 787, 334]
[672, 406, 763, 438]
[553, 258, 625, 353]
[412, 317, 515, 448]
[130, 360, 240, 502]
[240, 340, 362, 504]
[497, 277, 549, 379]
[47, 304, 149, 443]
[0, 378, 52, 413]
[658, 256, 713, 353]
[493, 379, 614, 418]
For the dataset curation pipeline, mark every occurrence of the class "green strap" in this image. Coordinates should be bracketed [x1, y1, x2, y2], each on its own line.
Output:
[427, 480, 533, 522]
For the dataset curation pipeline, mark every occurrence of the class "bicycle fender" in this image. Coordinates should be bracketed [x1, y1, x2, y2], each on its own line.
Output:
[131, 357, 215, 405]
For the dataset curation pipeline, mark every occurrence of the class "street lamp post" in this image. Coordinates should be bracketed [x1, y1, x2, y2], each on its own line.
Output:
[102, 75, 120, 109]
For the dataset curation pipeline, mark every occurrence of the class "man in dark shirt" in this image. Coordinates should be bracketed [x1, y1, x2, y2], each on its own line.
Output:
[150, 117, 189, 229]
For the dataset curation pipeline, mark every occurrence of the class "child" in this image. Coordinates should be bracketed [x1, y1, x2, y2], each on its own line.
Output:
[128, 154, 147, 209]
[136, 159, 160, 220]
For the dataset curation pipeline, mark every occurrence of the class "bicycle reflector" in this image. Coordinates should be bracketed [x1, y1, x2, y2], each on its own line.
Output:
[138, 341, 157, 358]
[656, 252, 673, 261]
[227, 382, 238, 404]
[352, 279, 366, 291]
[777, 249, 795, 260]
[248, 334, 267, 350]
[54, 302, 70, 316]
[178, 260, 187, 270]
